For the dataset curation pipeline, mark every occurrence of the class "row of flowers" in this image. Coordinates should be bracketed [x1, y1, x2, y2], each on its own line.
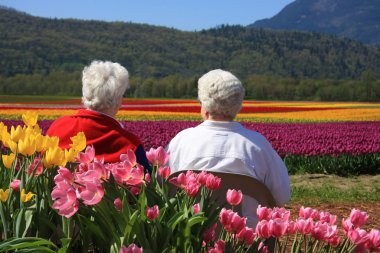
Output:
[1, 108, 379, 122]
[0, 99, 379, 122]
[2, 119, 380, 157]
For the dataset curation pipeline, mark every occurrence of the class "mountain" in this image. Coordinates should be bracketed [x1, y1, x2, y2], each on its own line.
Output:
[251, 0, 380, 46]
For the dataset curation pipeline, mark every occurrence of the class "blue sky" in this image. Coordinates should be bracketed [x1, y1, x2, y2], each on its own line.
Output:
[0, 0, 294, 31]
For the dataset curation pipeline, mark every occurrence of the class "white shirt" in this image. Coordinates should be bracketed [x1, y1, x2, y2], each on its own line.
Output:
[166, 120, 291, 227]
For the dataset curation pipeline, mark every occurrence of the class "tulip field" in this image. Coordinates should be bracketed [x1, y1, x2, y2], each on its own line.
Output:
[1, 96, 380, 175]
[1, 96, 380, 252]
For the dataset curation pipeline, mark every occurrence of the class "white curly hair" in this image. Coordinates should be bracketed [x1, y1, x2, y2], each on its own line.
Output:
[198, 69, 245, 120]
[82, 60, 129, 114]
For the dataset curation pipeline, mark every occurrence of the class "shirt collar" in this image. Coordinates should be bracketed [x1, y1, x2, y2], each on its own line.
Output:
[200, 120, 242, 130]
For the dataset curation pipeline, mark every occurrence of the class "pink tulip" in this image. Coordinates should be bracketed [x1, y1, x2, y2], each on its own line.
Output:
[219, 208, 234, 226]
[229, 212, 246, 233]
[348, 228, 369, 245]
[214, 240, 225, 251]
[205, 174, 221, 190]
[120, 243, 143, 253]
[256, 220, 271, 239]
[79, 180, 105, 205]
[256, 205, 272, 221]
[125, 165, 145, 186]
[87, 158, 108, 180]
[197, 171, 208, 185]
[271, 207, 290, 222]
[349, 208, 368, 228]
[54, 167, 75, 185]
[312, 221, 337, 241]
[327, 235, 340, 247]
[144, 173, 151, 183]
[77, 145, 95, 164]
[146, 205, 159, 221]
[51, 183, 79, 218]
[258, 242, 268, 253]
[169, 172, 187, 189]
[342, 218, 354, 234]
[203, 223, 217, 243]
[237, 227, 256, 245]
[193, 203, 200, 214]
[120, 149, 137, 167]
[299, 206, 318, 220]
[114, 198, 122, 211]
[319, 211, 337, 224]
[145, 147, 169, 167]
[226, 189, 243, 206]
[10, 179, 21, 192]
[28, 157, 44, 177]
[269, 218, 287, 237]
[368, 229, 380, 251]
[158, 166, 171, 179]
[296, 218, 314, 234]
[286, 221, 297, 234]
[130, 186, 141, 195]
[185, 180, 201, 197]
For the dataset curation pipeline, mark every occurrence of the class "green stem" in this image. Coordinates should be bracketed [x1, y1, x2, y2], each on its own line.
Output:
[0, 203, 8, 240]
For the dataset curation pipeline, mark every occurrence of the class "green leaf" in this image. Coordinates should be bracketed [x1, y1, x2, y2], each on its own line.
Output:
[0, 237, 57, 253]
[167, 211, 186, 230]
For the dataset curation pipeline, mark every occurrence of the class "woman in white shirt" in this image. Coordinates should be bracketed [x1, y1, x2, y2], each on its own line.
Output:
[166, 69, 290, 228]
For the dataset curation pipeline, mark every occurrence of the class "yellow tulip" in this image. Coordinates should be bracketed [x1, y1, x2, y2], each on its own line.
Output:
[0, 189, 10, 202]
[0, 122, 5, 141]
[43, 146, 66, 168]
[25, 125, 42, 139]
[21, 189, 35, 203]
[10, 125, 25, 142]
[35, 135, 46, 152]
[22, 112, 38, 127]
[65, 148, 78, 163]
[5, 140, 18, 154]
[70, 132, 86, 152]
[18, 136, 37, 156]
[45, 136, 60, 149]
[2, 153, 16, 169]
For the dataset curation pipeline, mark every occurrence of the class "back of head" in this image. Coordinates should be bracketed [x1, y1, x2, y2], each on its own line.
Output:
[198, 69, 245, 120]
[82, 60, 129, 114]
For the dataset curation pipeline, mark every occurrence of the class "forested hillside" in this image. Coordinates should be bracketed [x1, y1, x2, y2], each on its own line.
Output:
[1, 6, 380, 101]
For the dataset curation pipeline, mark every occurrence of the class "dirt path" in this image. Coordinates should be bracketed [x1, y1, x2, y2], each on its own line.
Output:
[285, 201, 380, 230]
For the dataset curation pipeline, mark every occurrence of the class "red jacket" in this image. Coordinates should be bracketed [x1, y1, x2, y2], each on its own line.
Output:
[47, 109, 143, 164]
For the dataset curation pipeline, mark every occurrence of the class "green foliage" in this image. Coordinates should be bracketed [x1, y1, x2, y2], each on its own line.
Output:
[285, 153, 380, 176]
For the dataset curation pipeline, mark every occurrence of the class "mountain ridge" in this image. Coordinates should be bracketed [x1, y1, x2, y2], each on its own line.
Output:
[251, 0, 380, 46]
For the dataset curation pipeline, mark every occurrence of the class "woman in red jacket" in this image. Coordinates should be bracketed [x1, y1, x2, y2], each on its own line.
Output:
[47, 60, 150, 173]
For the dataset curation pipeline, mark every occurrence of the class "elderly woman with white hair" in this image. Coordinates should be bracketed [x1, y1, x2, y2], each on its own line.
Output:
[167, 69, 290, 227]
[47, 60, 150, 172]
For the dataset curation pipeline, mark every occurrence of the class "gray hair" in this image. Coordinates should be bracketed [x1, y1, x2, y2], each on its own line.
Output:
[82, 60, 129, 113]
[198, 69, 245, 119]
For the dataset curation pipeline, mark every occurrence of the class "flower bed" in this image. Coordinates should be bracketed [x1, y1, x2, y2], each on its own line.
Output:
[0, 113, 379, 252]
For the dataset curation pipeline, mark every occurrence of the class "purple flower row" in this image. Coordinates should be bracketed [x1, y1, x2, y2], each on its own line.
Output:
[2, 120, 380, 156]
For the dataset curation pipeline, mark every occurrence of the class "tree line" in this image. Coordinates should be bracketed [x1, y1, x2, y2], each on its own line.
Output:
[1, 70, 378, 102]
